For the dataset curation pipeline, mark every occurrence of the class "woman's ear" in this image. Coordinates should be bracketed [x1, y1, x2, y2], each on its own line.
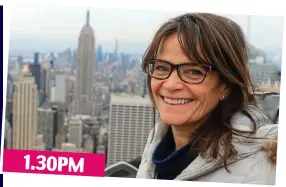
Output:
[220, 84, 231, 101]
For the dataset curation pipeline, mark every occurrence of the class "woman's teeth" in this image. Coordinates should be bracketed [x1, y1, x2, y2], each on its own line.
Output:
[163, 97, 192, 105]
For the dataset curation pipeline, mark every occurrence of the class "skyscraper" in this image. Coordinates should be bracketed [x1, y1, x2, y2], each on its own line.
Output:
[114, 38, 118, 61]
[12, 64, 38, 150]
[68, 117, 83, 148]
[96, 45, 103, 62]
[41, 67, 47, 103]
[45, 62, 55, 103]
[4, 119, 12, 149]
[38, 106, 55, 150]
[55, 71, 67, 103]
[72, 10, 96, 115]
[107, 94, 159, 166]
[29, 52, 42, 105]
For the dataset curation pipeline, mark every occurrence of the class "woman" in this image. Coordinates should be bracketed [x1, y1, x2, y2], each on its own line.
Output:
[136, 12, 278, 185]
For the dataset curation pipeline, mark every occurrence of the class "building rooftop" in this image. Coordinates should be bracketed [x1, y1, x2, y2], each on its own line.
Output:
[110, 93, 152, 106]
[62, 142, 76, 148]
[38, 107, 53, 112]
[105, 161, 138, 178]
[38, 102, 52, 110]
[69, 114, 96, 120]
[79, 10, 94, 36]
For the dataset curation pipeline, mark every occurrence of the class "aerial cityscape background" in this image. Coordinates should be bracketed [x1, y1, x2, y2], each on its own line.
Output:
[4, 6, 283, 170]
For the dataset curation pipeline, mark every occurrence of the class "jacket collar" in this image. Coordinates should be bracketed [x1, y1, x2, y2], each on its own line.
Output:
[149, 106, 278, 180]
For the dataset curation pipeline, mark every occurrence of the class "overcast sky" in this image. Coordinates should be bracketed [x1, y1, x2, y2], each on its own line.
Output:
[9, 4, 284, 57]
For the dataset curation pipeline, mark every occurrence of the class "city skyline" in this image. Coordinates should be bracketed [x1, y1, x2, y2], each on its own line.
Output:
[9, 5, 284, 58]
[4, 5, 282, 177]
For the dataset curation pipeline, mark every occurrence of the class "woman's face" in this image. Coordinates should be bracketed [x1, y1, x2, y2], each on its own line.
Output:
[151, 33, 228, 126]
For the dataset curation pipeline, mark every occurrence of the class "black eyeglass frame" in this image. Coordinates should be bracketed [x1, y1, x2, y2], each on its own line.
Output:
[146, 59, 215, 84]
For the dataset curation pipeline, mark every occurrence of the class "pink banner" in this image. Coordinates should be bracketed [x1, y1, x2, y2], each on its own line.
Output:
[3, 149, 105, 177]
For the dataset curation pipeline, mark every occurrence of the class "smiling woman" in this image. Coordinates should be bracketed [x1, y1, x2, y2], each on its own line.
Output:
[136, 12, 278, 185]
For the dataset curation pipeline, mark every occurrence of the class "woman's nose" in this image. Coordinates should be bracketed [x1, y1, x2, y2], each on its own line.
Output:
[162, 70, 184, 90]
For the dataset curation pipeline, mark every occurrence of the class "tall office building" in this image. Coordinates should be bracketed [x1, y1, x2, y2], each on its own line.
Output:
[5, 99, 13, 124]
[45, 60, 55, 102]
[38, 106, 55, 150]
[55, 130, 66, 149]
[40, 67, 47, 103]
[96, 45, 103, 62]
[50, 78, 56, 102]
[4, 119, 12, 149]
[55, 71, 67, 103]
[6, 73, 14, 99]
[12, 64, 38, 150]
[114, 39, 118, 61]
[72, 10, 96, 115]
[29, 52, 42, 105]
[83, 134, 94, 153]
[107, 94, 158, 166]
[68, 117, 83, 148]
[66, 75, 76, 105]
[51, 102, 66, 135]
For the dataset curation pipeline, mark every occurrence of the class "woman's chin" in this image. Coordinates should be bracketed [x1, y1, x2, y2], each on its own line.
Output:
[160, 115, 188, 126]
[159, 112, 202, 127]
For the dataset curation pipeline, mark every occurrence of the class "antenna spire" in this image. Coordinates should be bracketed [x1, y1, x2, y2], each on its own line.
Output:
[86, 9, 90, 25]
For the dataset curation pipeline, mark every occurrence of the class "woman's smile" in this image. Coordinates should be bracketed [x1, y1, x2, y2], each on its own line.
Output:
[161, 96, 193, 105]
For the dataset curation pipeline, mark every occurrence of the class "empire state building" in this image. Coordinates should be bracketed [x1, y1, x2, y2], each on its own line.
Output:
[72, 10, 96, 115]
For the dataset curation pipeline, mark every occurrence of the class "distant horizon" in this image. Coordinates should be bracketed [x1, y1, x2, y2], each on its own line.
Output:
[8, 41, 149, 57]
[9, 6, 284, 62]
[8, 41, 282, 62]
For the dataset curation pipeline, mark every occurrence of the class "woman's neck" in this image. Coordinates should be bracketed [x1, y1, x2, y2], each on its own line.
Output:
[171, 119, 207, 150]
[171, 125, 195, 150]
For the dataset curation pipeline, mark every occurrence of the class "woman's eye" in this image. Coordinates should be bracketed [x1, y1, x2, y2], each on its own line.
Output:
[184, 69, 203, 75]
[155, 66, 169, 71]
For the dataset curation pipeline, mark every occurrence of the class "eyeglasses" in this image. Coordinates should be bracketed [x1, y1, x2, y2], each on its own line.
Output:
[146, 59, 214, 84]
